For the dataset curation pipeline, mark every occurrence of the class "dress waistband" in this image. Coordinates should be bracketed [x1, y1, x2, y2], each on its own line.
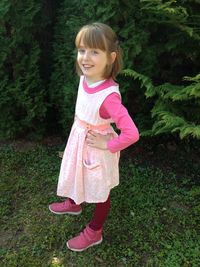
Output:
[75, 117, 110, 131]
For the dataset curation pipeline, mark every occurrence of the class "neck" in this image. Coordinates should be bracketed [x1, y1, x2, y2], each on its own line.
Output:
[85, 77, 106, 86]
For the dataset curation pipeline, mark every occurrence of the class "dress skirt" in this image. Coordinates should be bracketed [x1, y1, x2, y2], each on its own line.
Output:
[57, 118, 120, 204]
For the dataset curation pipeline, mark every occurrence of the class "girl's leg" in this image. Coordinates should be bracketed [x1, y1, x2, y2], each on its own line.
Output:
[89, 194, 110, 230]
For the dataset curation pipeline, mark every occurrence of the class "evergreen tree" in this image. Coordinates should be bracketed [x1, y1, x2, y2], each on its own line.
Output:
[1, 0, 200, 140]
[122, 0, 200, 139]
[0, 0, 47, 139]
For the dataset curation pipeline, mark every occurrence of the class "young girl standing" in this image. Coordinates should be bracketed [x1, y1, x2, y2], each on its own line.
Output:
[49, 22, 139, 252]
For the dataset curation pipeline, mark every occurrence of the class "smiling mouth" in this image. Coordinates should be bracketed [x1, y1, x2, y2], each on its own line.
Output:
[82, 64, 94, 69]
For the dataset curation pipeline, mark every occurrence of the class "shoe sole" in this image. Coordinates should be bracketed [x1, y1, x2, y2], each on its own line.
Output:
[48, 205, 82, 215]
[66, 237, 103, 252]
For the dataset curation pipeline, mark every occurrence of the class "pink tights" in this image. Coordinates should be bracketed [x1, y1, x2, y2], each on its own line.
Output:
[69, 195, 110, 231]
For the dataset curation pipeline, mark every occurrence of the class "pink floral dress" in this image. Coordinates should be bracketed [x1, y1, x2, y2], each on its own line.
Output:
[57, 76, 120, 204]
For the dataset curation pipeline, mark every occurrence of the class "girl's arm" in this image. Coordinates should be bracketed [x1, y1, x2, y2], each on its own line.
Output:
[100, 92, 139, 153]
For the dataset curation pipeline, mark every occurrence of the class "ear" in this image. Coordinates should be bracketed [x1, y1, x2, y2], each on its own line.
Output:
[110, 52, 117, 64]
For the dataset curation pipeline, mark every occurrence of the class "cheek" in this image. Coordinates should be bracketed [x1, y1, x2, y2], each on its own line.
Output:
[77, 54, 81, 62]
[103, 58, 109, 69]
[77, 55, 82, 66]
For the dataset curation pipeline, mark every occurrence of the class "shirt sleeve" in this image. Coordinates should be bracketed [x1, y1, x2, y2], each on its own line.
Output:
[99, 92, 140, 153]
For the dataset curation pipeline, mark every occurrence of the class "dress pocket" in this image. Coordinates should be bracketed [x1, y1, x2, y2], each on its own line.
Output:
[83, 159, 103, 183]
[83, 160, 100, 170]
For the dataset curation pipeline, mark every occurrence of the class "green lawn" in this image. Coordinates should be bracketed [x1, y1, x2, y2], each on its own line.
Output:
[0, 141, 199, 267]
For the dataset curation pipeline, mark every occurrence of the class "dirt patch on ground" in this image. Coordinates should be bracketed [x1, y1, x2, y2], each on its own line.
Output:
[0, 136, 63, 152]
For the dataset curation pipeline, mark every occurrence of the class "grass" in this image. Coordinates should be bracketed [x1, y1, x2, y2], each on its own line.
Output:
[0, 141, 200, 267]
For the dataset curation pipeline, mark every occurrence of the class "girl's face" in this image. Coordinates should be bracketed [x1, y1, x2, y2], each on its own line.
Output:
[77, 41, 115, 84]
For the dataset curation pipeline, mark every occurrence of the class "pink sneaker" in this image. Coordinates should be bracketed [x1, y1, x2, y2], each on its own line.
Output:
[67, 225, 103, 252]
[49, 199, 82, 215]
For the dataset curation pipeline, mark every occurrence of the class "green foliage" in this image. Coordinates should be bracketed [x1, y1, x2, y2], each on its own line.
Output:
[122, 69, 154, 96]
[120, 0, 200, 139]
[122, 69, 200, 139]
[48, 1, 83, 133]
[1, 0, 200, 139]
[123, 68, 200, 139]
[0, 1, 49, 139]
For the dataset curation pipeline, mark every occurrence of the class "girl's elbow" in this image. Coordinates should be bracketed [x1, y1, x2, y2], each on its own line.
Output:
[136, 132, 140, 142]
[131, 128, 140, 143]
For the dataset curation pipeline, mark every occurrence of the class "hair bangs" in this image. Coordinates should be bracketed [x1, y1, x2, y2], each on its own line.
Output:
[75, 26, 107, 51]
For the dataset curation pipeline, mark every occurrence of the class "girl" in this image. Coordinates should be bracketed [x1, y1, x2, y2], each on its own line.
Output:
[49, 22, 139, 252]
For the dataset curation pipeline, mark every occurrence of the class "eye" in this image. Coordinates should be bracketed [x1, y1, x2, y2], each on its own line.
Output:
[91, 50, 99, 55]
[78, 49, 85, 54]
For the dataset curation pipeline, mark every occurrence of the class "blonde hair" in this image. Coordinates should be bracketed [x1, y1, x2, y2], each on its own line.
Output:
[75, 22, 123, 80]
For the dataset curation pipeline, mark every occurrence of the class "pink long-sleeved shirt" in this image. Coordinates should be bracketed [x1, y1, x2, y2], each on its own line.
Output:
[84, 79, 140, 153]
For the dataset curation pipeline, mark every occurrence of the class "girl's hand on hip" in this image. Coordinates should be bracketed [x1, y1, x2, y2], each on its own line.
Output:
[86, 131, 112, 150]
